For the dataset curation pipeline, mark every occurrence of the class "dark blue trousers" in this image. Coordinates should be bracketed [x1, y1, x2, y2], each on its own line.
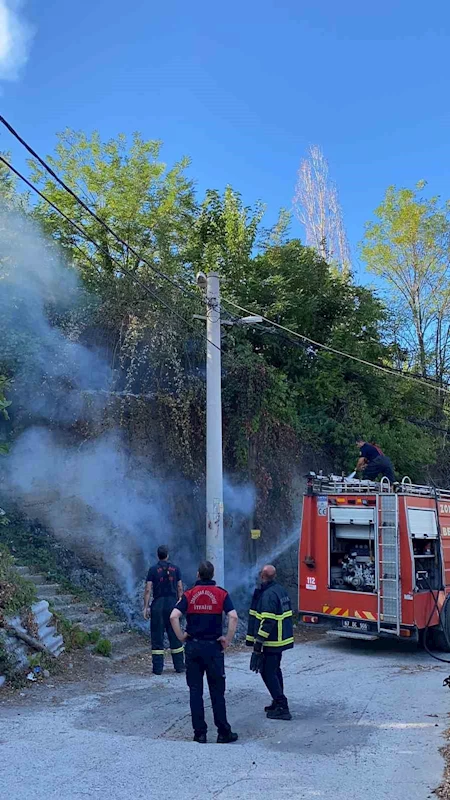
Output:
[185, 639, 231, 736]
[150, 596, 185, 674]
[261, 652, 288, 706]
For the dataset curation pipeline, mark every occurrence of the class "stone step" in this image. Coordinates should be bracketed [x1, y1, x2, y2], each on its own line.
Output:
[68, 612, 110, 628]
[111, 645, 151, 663]
[57, 604, 93, 620]
[27, 574, 55, 586]
[34, 584, 62, 597]
[77, 619, 126, 637]
[14, 565, 32, 576]
[109, 632, 148, 652]
[47, 595, 82, 609]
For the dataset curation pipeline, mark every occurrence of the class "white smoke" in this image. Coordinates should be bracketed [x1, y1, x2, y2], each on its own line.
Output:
[0, 208, 298, 620]
[3, 426, 196, 602]
[0, 0, 34, 81]
[0, 209, 261, 615]
[0, 209, 204, 610]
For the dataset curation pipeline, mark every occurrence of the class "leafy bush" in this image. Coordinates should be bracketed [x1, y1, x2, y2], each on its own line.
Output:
[94, 638, 112, 657]
[52, 614, 88, 650]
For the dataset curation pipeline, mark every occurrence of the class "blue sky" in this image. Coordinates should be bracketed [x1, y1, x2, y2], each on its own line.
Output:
[1, 0, 450, 281]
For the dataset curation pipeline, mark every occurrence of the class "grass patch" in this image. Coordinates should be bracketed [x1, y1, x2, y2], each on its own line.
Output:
[0, 544, 36, 620]
[52, 613, 88, 651]
[87, 629, 101, 644]
[52, 614, 107, 653]
[94, 638, 112, 657]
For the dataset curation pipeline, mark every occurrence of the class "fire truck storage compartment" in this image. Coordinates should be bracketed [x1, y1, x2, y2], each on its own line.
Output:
[329, 506, 376, 593]
[407, 508, 440, 591]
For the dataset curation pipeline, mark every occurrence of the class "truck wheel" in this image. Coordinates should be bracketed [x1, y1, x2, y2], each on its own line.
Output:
[428, 598, 450, 652]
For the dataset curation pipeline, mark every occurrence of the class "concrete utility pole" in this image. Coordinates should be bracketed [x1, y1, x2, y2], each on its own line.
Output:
[195, 271, 262, 586]
[205, 271, 225, 586]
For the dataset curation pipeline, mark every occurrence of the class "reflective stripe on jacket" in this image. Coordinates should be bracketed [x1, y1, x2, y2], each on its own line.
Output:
[246, 581, 294, 651]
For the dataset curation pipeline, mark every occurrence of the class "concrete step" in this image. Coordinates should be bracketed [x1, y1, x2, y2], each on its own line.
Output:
[57, 604, 93, 620]
[109, 632, 148, 652]
[14, 565, 32, 576]
[68, 612, 110, 628]
[92, 621, 127, 638]
[111, 645, 151, 663]
[27, 574, 55, 586]
[75, 618, 126, 637]
[34, 584, 62, 597]
[48, 596, 84, 610]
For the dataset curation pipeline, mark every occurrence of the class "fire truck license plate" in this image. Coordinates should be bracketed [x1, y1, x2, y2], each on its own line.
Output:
[342, 620, 368, 631]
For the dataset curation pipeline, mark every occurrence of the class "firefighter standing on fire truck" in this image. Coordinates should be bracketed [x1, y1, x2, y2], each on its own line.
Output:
[247, 564, 294, 720]
[355, 437, 396, 483]
[143, 545, 185, 675]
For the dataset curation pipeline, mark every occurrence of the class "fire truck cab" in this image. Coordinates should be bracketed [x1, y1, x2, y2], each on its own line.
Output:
[298, 474, 450, 645]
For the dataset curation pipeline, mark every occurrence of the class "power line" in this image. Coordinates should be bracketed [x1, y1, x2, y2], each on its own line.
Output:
[0, 114, 202, 307]
[222, 297, 450, 397]
[249, 322, 449, 415]
[0, 154, 221, 352]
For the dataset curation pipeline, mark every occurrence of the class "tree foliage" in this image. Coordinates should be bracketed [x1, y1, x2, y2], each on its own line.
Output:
[30, 130, 197, 293]
[362, 182, 450, 386]
[0, 129, 445, 532]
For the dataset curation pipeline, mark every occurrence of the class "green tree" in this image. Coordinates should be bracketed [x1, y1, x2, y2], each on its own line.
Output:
[189, 186, 265, 290]
[28, 130, 203, 390]
[30, 130, 197, 293]
[361, 182, 450, 385]
[222, 239, 438, 479]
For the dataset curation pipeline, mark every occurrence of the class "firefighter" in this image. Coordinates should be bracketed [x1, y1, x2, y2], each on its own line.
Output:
[143, 545, 185, 675]
[170, 560, 239, 744]
[355, 437, 396, 483]
[247, 564, 294, 721]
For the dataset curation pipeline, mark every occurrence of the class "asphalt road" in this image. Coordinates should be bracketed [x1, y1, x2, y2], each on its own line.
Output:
[0, 634, 448, 800]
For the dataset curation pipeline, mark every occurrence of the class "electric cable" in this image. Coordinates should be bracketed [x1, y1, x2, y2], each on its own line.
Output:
[0, 114, 204, 308]
[413, 490, 450, 667]
[222, 297, 450, 397]
[0, 154, 221, 352]
[421, 578, 450, 664]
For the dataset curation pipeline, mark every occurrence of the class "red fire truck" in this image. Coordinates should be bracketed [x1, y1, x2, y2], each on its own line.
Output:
[298, 474, 450, 647]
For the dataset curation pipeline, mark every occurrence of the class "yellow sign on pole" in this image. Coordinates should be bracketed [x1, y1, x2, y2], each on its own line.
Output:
[251, 529, 261, 540]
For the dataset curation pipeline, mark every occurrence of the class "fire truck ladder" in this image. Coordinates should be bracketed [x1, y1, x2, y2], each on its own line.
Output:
[377, 492, 401, 635]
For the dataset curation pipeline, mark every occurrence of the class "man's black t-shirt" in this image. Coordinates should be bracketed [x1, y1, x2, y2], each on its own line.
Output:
[360, 442, 380, 463]
[146, 560, 181, 600]
[176, 580, 234, 640]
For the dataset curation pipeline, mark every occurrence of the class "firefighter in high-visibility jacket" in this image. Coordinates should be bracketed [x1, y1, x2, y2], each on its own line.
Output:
[246, 564, 294, 720]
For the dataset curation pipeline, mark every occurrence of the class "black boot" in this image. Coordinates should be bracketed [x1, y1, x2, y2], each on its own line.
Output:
[193, 733, 207, 743]
[266, 700, 292, 721]
[264, 700, 277, 713]
[217, 731, 238, 744]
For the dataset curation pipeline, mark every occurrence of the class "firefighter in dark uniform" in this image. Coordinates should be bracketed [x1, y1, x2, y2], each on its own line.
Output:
[355, 437, 396, 482]
[143, 545, 185, 675]
[170, 560, 239, 744]
[247, 564, 294, 720]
